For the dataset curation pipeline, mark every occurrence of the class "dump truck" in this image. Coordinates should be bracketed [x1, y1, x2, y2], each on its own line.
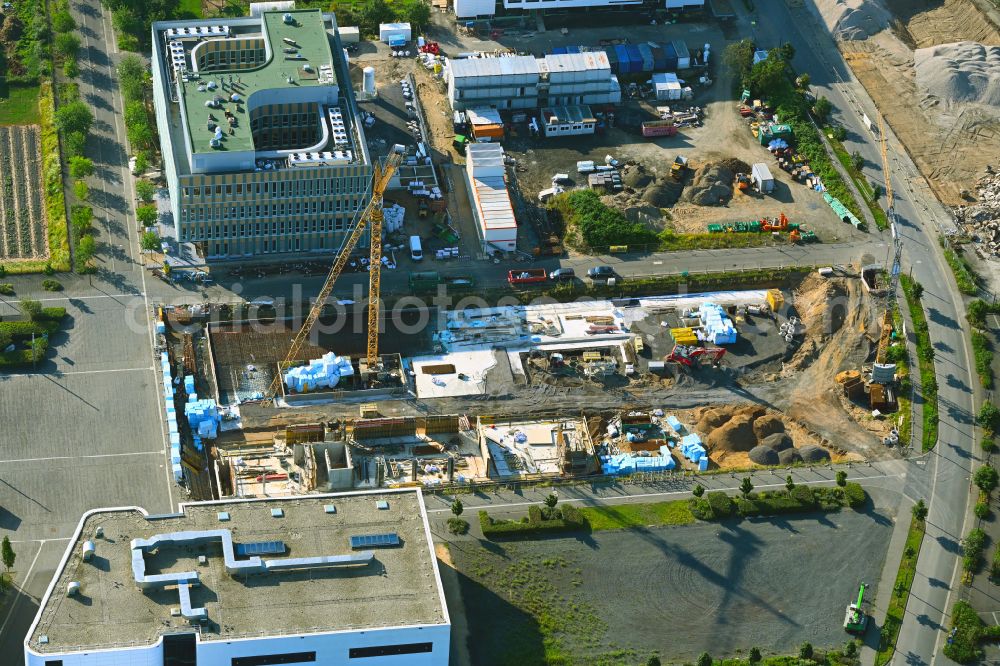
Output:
[508, 268, 548, 285]
[843, 583, 868, 634]
[641, 120, 679, 138]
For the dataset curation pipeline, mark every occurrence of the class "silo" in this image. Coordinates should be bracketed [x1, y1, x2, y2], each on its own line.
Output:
[363, 66, 377, 96]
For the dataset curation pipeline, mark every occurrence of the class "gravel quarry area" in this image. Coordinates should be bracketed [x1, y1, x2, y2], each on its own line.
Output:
[445, 492, 896, 664]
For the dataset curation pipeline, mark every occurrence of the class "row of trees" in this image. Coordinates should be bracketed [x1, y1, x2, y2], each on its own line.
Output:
[334, 0, 431, 38]
[51, 1, 81, 79]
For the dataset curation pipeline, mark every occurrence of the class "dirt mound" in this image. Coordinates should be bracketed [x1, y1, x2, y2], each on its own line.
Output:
[915, 42, 1000, 107]
[696, 408, 731, 432]
[811, 0, 889, 40]
[761, 432, 794, 451]
[642, 182, 680, 207]
[623, 165, 654, 189]
[778, 448, 804, 465]
[706, 413, 758, 453]
[799, 444, 832, 463]
[748, 446, 780, 466]
[682, 162, 734, 206]
[753, 415, 785, 440]
[717, 158, 750, 175]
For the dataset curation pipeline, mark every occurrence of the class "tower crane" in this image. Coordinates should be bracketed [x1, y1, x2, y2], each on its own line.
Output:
[876, 113, 903, 366]
[265, 144, 405, 404]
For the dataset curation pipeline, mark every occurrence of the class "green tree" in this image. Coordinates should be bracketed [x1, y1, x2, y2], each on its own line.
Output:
[836, 470, 847, 487]
[398, 0, 431, 31]
[785, 475, 795, 492]
[723, 38, 755, 88]
[1, 536, 14, 573]
[844, 640, 858, 657]
[544, 493, 558, 509]
[830, 125, 847, 142]
[75, 234, 96, 272]
[69, 156, 94, 179]
[141, 230, 161, 252]
[912, 498, 928, 522]
[135, 179, 157, 203]
[740, 477, 754, 499]
[55, 32, 81, 59]
[64, 57, 80, 79]
[795, 73, 810, 89]
[19, 298, 42, 321]
[746, 54, 789, 96]
[359, 0, 395, 36]
[133, 152, 151, 175]
[111, 7, 143, 37]
[74, 180, 90, 202]
[977, 402, 1000, 432]
[127, 122, 155, 152]
[117, 54, 147, 103]
[798, 642, 813, 659]
[450, 499, 463, 517]
[55, 101, 94, 137]
[646, 658, 661, 666]
[850, 150, 865, 172]
[692, 484, 705, 498]
[70, 205, 93, 235]
[696, 652, 712, 666]
[812, 96, 832, 122]
[778, 42, 796, 62]
[64, 130, 88, 158]
[137, 204, 158, 227]
[52, 10, 76, 32]
[748, 647, 762, 663]
[974, 464, 999, 493]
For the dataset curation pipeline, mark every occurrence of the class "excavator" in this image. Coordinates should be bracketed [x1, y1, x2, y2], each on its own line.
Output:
[843, 582, 868, 634]
[666, 345, 726, 368]
[264, 144, 406, 404]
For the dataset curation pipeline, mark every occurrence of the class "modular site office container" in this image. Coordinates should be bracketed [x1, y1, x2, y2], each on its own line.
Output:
[673, 40, 691, 69]
[624, 45, 642, 73]
[638, 43, 655, 73]
[663, 42, 678, 72]
[613, 45, 629, 74]
[651, 45, 667, 71]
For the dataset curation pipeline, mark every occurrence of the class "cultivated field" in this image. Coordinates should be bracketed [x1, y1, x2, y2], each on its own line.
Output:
[0, 125, 47, 261]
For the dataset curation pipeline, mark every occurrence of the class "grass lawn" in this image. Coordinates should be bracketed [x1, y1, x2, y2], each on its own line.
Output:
[825, 128, 888, 231]
[579, 500, 695, 531]
[0, 84, 40, 126]
[901, 275, 939, 452]
[891, 308, 913, 446]
[874, 515, 924, 665]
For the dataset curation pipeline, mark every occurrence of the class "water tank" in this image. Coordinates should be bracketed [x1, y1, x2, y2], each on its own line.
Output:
[67, 581, 81, 596]
[363, 67, 376, 96]
[82, 540, 95, 562]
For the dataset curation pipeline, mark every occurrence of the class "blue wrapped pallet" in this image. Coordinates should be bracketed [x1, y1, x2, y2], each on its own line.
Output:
[638, 43, 655, 73]
[552, 46, 567, 55]
[663, 42, 678, 72]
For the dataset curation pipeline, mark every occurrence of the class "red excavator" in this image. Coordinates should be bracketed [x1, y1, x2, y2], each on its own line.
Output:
[666, 345, 727, 368]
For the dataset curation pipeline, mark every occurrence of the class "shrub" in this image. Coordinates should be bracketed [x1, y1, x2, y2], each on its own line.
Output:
[983, 439, 998, 454]
[836, 470, 848, 486]
[706, 491, 734, 518]
[944, 600, 1000, 662]
[0, 284, 13, 296]
[975, 502, 990, 520]
[843, 483, 866, 508]
[963, 528, 988, 573]
[446, 517, 469, 535]
[689, 498, 713, 521]
[20, 298, 42, 320]
[479, 505, 585, 539]
[73, 180, 89, 201]
[692, 484, 704, 498]
[735, 497, 760, 516]
[68, 156, 94, 179]
[974, 465, 999, 493]
[42, 279, 63, 292]
[790, 484, 816, 506]
[548, 190, 658, 250]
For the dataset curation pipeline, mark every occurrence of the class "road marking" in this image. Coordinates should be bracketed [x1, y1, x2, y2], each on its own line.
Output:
[9, 538, 71, 545]
[0, 451, 163, 465]
[0, 293, 135, 305]
[426, 472, 903, 513]
[0, 541, 44, 638]
[6, 367, 153, 378]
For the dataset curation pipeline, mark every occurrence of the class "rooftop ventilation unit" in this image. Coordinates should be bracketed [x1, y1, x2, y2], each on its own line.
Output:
[67, 581, 81, 597]
[270, 508, 284, 518]
[235, 541, 286, 557]
[283, 12, 294, 24]
[82, 540, 95, 562]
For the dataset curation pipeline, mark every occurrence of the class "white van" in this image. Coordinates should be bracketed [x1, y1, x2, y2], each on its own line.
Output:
[409, 235, 423, 261]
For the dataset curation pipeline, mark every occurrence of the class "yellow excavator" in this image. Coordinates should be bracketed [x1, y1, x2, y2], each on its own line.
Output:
[264, 144, 405, 404]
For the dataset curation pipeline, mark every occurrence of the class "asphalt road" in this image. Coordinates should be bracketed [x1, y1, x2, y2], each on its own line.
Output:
[0, 1, 175, 661]
[753, 1, 978, 663]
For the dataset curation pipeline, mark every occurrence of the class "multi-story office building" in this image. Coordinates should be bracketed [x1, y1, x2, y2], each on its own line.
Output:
[152, 9, 372, 259]
[454, 0, 705, 19]
[24, 489, 450, 666]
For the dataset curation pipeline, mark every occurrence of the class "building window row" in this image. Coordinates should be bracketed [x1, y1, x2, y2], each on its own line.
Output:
[231, 651, 316, 666]
[180, 217, 348, 241]
[181, 197, 362, 222]
[183, 176, 369, 199]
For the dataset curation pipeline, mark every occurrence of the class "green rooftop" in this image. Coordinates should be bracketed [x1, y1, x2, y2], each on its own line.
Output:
[179, 9, 337, 154]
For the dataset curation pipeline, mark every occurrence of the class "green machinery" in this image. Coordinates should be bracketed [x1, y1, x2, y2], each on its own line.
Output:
[843, 582, 868, 634]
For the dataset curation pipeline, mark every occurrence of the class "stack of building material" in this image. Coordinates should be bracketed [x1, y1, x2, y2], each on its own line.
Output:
[600, 447, 676, 475]
[183, 374, 195, 395]
[384, 203, 405, 234]
[666, 415, 685, 435]
[699, 303, 737, 345]
[161, 352, 183, 482]
[680, 433, 706, 463]
[185, 399, 221, 440]
[671, 327, 698, 345]
[283, 352, 355, 393]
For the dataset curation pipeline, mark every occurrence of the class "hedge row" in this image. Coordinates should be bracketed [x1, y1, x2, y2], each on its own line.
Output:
[944, 601, 1000, 662]
[690, 484, 866, 520]
[479, 505, 586, 539]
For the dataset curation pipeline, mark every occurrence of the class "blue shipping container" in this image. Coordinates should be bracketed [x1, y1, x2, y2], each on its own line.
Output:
[651, 46, 667, 72]
[638, 43, 655, 73]
[613, 45, 629, 74]
[625, 45, 642, 73]
[552, 46, 567, 55]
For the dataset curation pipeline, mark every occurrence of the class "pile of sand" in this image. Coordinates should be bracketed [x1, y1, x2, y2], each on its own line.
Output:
[623, 165, 654, 189]
[810, 0, 890, 41]
[914, 42, 1000, 107]
[692, 404, 837, 467]
[682, 162, 734, 206]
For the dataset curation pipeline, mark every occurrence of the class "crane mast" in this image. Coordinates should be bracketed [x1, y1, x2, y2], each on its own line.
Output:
[876, 113, 903, 365]
[265, 145, 404, 404]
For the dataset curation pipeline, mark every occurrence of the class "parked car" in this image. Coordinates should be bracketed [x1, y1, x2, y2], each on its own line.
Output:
[587, 265, 616, 280]
[549, 268, 576, 282]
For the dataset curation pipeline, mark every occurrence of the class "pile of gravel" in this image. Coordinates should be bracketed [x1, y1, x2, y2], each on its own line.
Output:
[753, 416, 785, 440]
[682, 163, 734, 207]
[915, 42, 1000, 107]
[778, 449, 804, 465]
[761, 433, 793, 451]
[705, 413, 757, 452]
[748, 446, 780, 466]
[799, 444, 832, 463]
[811, 0, 889, 41]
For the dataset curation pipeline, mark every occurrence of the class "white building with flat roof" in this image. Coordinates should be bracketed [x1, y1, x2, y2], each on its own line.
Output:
[24, 489, 450, 666]
[465, 143, 517, 253]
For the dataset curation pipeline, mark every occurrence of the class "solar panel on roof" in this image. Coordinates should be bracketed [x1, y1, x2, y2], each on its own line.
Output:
[235, 540, 287, 557]
[349, 533, 400, 549]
